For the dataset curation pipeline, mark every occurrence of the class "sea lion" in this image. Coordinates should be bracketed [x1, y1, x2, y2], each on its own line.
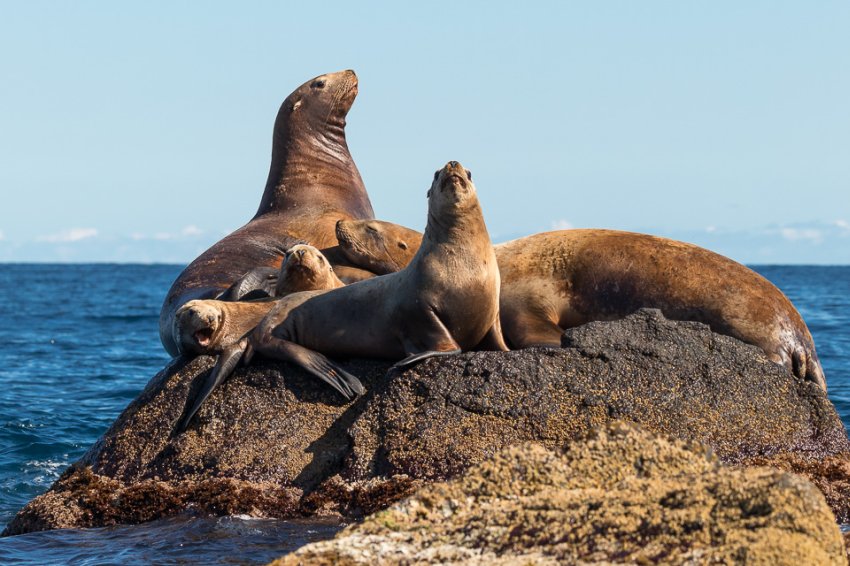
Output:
[249, 161, 508, 390]
[334, 222, 827, 390]
[174, 245, 355, 432]
[275, 244, 345, 296]
[335, 219, 419, 275]
[159, 69, 374, 357]
[218, 245, 348, 301]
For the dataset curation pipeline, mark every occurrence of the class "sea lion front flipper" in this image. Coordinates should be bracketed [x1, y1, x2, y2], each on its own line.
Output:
[218, 267, 280, 301]
[392, 310, 463, 369]
[242, 342, 255, 366]
[176, 341, 247, 433]
[392, 349, 462, 370]
[472, 316, 510, 352]
[252, 337, 365, 399]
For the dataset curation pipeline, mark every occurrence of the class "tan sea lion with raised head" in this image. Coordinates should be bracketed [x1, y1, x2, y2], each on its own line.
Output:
[173, 245, 354, 432]
[159, 69, 374, 357]
[335, 222, 827, 390]
[249, 161, 508, 391]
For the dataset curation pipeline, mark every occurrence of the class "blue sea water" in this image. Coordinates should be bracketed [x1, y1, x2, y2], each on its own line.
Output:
[0, 263, 847, 564]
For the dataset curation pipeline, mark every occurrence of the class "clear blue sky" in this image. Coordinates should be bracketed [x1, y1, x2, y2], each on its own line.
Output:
[1, 2, 848, 263]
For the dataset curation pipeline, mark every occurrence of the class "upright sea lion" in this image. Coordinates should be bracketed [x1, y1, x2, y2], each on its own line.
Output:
[159, 69, 374, 357]
[335, 222, 827, 390]
[174, 245, 354, 432]
[249, 161, 508, 390]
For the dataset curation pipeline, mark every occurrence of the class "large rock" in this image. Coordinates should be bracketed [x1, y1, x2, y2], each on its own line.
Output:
[5, 309, 850, 535]
[273, 422, 847, 565]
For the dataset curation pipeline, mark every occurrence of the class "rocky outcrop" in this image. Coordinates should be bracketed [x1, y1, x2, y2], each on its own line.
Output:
[273, 422, 847, 565]
[4, 309, 849, 535]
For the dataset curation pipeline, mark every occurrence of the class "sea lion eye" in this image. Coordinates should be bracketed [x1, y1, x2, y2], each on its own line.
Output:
[466, 170, 472, 181]
[312, 79, 326, 89]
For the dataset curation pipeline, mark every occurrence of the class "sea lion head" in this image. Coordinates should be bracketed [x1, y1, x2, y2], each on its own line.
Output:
[279, 69, 358, 132]
[335, 219, 418, 275]
[173, 300, 225, 355]
[275, 244, 340, 295]
[428, 161, 477, 213]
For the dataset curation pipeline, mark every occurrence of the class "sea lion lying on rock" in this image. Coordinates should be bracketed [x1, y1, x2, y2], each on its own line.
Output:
[335, 221, 826, 390]
[249, 160, 507, 393]
[173, 244, 353, 432]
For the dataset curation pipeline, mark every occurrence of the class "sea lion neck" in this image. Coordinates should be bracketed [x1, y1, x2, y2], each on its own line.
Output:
[423, 201, 488, 246]
[255, 124, 366, 217]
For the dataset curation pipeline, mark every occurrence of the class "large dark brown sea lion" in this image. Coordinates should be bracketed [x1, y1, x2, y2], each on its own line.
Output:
[159, 69, 374, 357]
[335, 222, 827, 390]
[173, 244, 355, 432]
[249, 161, 507, 389]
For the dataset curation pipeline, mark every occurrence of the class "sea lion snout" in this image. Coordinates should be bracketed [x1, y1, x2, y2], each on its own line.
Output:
[436, 161, 473, 194]
[285, 244, 320, 267]
[335, 219, 354, 248]
[326, 69, 358, 102]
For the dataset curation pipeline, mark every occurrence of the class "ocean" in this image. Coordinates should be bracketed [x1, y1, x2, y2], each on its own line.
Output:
[0, 264, 847, 564]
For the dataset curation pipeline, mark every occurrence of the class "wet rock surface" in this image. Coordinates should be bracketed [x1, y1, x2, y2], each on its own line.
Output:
[5, 309, 850, 535]
[273, 422, 847, 565]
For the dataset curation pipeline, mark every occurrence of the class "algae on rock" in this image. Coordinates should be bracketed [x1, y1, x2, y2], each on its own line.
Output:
[275, 422, 847, 566]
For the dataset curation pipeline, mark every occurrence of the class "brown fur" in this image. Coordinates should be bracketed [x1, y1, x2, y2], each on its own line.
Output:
[173, 246, 344, 356]
[275, 245, 345, 297]
[335, 222, 826, 390]
[251, 161, 507, 367]
[159, 70, 374, 356]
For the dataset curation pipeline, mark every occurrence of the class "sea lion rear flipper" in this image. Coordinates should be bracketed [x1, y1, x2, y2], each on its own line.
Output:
[176, 341, 247, 433]
[219, 267, 280, 301]
[793, 348, 827, 392]
[253, 337, 364, 399]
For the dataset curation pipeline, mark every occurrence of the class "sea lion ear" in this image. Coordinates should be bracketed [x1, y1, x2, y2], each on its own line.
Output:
[466, 170, 472, 181]
[398, 241, 408, 250]
[426, 188, 432, 199]
[290, 100, 302, 112]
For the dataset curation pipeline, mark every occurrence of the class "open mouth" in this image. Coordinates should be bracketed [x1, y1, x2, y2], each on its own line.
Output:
[194, 328, 213, 347]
